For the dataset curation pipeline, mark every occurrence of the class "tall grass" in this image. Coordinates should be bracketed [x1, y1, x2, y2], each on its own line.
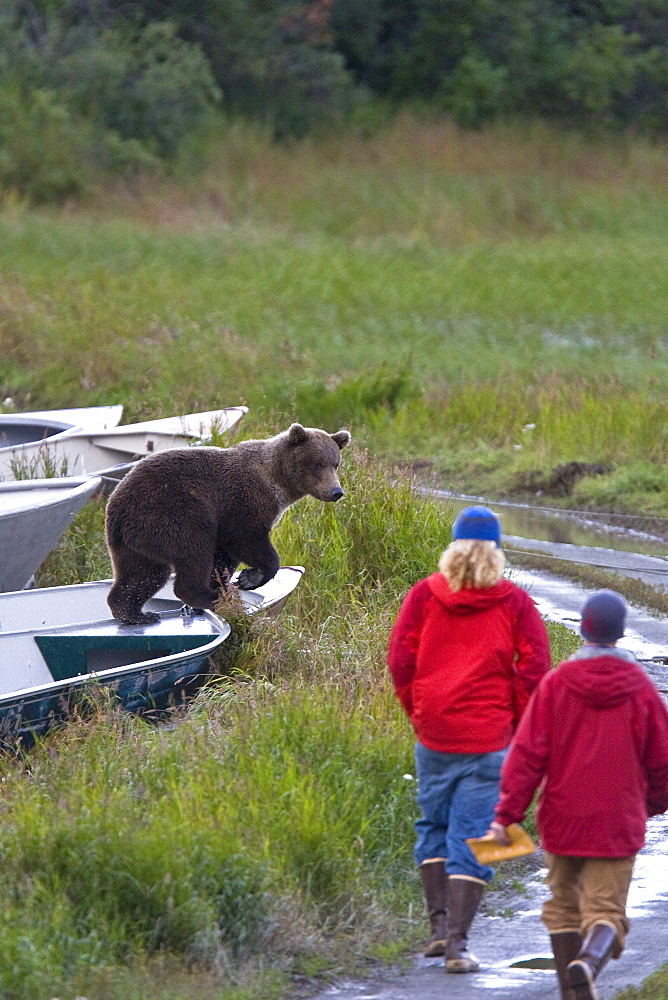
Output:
[100, 115, 668, 244]
[3, 451, 578, 999]
[0, 455, 444, 999]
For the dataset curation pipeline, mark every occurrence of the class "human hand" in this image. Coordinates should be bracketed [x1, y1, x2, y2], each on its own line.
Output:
[487, 821, 512, 846]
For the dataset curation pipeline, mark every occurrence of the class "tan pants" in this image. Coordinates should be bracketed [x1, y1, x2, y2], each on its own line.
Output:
[542, 852, 636, 957]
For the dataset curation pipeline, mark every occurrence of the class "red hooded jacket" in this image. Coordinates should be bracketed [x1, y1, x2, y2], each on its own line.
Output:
[387, 573, 551, 754]
[494, 651, 668, 856]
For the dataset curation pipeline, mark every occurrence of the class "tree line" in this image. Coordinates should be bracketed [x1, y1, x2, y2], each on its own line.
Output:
[2, 0, 668, 198]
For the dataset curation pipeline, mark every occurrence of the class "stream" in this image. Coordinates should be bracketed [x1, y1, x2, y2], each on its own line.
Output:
[308, 494, 668, 1000]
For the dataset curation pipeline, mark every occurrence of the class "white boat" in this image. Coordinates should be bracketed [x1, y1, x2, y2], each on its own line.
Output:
[0, 404, 124, 452]
[0, 406, 248, 481]
[0, 477, 103, 593]
[0, 567, 303, 744]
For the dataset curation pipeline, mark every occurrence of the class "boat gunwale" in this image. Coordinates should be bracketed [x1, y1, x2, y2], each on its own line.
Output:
[0, 479, 103, 522]
[0, 567, 303, 703]
[0, 567, 305, 637]
[0, 403, 124, 450]
[85, 405, 249, 437]
[0, 418, 87, 454]
[0, 415, 74, 432]
[0, 605, 218, 639]
[0, 477, 102, 494]
[0, 611, 230, 708]
[0, 413, 116, 453]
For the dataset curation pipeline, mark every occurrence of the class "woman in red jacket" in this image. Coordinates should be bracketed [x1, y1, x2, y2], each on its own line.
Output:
[387, 506, 551, 972]
[490, 590, 668, 1000]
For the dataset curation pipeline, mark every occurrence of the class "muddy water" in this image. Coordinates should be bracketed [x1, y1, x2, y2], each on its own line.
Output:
[423, 489, 668, 590]
[425, 488, 668, 557]
[307, 496, 668, 1000]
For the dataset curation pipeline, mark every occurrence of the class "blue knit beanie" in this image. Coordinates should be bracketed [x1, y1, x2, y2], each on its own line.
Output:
[452, 505, 502, 547]
[580, 589, 627, 644]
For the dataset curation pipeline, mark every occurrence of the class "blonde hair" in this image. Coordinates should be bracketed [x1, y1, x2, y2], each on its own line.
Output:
[438, 539, 506, 593]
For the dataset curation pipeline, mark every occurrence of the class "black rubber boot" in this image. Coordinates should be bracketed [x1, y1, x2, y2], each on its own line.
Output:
[566, 923, 618, 1000]
[419, 861, 448, 957]
[445, 877, 484, 972]
[550, 931, 583, 1000]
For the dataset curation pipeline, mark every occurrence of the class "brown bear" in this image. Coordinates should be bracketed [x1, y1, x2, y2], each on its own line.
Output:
[105, 423, 351, 624]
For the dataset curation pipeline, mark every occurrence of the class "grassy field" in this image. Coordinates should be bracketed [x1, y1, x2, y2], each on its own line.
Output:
[0, 455, 578, 999]
[2, 115, 668, 509]
[0, 115, 664, 998]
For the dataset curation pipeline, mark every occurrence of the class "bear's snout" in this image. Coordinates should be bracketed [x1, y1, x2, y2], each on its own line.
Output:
[330, 486, 344, 502]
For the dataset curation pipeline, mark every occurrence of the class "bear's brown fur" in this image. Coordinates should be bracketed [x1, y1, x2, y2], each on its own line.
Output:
[105, 423, 351, 624]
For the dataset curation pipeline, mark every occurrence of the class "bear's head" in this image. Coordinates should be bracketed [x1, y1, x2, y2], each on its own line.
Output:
[278, 423, 351, 503]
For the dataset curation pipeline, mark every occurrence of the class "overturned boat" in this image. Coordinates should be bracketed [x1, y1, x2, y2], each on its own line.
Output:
[0, 405, 248, 481]
[0, 476, 103, 593]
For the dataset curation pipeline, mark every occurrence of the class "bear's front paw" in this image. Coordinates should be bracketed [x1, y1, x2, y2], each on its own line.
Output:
[236, 567, 265, 590]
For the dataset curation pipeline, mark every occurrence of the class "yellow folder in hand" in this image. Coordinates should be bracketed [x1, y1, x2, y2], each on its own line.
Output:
[466, 824, 536, 865]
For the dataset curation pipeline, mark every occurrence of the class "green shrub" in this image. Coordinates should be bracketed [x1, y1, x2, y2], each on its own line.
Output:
[52, 22, 221, 159]
[259, 45, 355, 139]
[445, 52, 508, 129]
[0, 87, 89, 201]
[264, 366, 420, 434]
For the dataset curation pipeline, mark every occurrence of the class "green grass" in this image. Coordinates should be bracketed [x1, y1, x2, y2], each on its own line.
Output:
[3, 452, 581, 1000]
[615, 964, 668, 999]
[1, 115, 666, 997]
[2, 221, 668, 398]
[3, 116, 668, 509]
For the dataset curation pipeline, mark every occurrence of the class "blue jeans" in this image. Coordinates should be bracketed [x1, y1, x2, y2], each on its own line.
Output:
[414, 742, 508, 882]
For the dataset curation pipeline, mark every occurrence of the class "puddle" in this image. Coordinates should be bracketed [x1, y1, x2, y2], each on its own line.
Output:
[472, 973, 549, 990]
[509, 957, 554, 970]
[627, 818, 668, 917]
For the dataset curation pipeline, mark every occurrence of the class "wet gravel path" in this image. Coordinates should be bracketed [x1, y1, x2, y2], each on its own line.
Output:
[308, 517, 668, 1000]
[310, 811, 668, 999]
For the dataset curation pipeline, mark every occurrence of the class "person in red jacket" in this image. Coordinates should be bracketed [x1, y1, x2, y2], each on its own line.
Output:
[490, 589, 668, 1000]
[387, 505, 551, 972]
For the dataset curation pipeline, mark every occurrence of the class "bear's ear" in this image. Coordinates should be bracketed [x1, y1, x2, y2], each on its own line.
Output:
[287, 423, 309, 445]
[330, 429, 351, 450]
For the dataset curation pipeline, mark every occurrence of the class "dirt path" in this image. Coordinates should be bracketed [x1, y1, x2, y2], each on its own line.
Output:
[310, 809, 668, 999]
[309, 554, 668, 1000]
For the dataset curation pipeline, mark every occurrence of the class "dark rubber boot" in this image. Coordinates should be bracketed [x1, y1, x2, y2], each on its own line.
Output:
[419, 861, 448, 957]
[445, 877, 484, 972]
[551, 931, 583, 1000]
[567, 923, 618, 1000]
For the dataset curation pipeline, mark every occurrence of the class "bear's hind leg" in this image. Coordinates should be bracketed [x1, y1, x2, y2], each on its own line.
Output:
[108, 546, 171, 625]
[173, 558, 221, 611]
